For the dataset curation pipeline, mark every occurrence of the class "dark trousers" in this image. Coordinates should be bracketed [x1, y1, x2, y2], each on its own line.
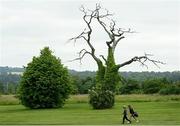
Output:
[122, 115, 131, 124]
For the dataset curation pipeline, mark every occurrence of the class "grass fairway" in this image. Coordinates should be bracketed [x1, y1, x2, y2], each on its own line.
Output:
[0, 95, 180, 125]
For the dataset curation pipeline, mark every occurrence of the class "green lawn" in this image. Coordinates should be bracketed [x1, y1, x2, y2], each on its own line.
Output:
[0, 95, 180, 125]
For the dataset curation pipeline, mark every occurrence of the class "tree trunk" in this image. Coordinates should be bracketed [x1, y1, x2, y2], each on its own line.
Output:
[103, 47, 121, 92]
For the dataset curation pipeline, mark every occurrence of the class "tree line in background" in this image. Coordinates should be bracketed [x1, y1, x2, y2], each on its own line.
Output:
[0, 74, 20, 94]
[70, 75, 180, 95]
[0, 68, 180, 95]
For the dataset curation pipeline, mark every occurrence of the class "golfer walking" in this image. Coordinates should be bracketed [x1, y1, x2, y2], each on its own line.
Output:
[122, 105, 131, 124]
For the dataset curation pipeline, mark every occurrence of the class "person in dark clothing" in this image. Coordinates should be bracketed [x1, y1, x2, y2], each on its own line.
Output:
[128, 105, 139, 122]
[122, 105, 131, 124]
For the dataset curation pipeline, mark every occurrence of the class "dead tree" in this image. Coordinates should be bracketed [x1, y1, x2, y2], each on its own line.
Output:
[70, 4, 164, 92]
[69, 4, 165, 109]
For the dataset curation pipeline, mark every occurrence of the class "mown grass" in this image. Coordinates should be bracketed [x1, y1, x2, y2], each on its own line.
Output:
[0, 94, 180, 125]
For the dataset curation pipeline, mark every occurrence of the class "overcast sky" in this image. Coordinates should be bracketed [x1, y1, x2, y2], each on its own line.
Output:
[0, 0, 180, 72]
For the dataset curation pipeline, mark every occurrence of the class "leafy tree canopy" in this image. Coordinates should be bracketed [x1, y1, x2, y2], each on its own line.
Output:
[18, 47, 71, 109]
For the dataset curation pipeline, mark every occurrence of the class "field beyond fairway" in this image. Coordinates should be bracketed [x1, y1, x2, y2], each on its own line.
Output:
[0, 95, 180, 125]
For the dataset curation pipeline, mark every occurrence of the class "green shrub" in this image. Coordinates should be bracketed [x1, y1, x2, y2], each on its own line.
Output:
[119, 83, 140, 94]
[89, 86, 115, 109]
[142, 79, 164, 94]
[18, 47, 71, 109]
[159, 85, 180, 95]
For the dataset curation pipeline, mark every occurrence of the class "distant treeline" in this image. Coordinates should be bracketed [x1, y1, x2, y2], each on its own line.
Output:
[0, 66, 24, 74]
[69, 70, 180, 83]
[0, 66, 180, 95]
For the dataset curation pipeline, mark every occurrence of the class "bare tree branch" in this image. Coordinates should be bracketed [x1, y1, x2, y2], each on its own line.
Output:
[68, 49, 91, 64]
[94, 6, 135, 53]
[95, 4, 114, 41]
[69, 28, 88, 43]
[97, 17, 114, 41]
[112, 36, 125, 52]
[117, 54, 165, 69]
[100, 55, 107, 64]
[69, 4, 164, 72]
[71, 4, 135, 56]
[69, 5, 103, 65]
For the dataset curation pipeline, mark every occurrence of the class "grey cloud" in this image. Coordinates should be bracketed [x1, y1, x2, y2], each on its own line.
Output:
[0, 0, 179, 71]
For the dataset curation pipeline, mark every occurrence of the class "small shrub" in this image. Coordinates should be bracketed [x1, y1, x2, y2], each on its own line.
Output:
[89, 86, 115, 109]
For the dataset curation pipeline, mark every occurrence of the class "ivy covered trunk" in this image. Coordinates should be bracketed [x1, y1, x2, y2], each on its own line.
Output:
[89, 47, 121, 109]
[103, 47, 120, 92]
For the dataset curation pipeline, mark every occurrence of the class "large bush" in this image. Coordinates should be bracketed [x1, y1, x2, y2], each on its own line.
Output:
[89, 85, 115, 109]
[142, 79, 165, 94]
[119, 79, 140, 94]
[18, 47, 71, 109]
[159, 85, 180, 95]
